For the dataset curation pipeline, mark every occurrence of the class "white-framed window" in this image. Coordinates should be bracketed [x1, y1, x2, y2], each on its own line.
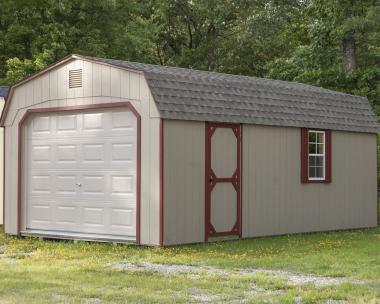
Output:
[308, 130, 325, 180]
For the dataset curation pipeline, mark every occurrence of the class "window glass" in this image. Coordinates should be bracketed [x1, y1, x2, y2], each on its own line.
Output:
[317, 143, 324, 154]
[308, 131, 325, 180]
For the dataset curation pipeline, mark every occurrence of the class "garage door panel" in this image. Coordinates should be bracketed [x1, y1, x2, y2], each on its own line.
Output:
[28, 204, 51, 228]
[83, 207, 104, 226]
[25, 108, 137, 239]
[55, 206, 77, 225]
[55, 175, 78, 195]
[111, 143, 134, 162]
[82, 112, 105, 131]
[31, 175, 52, 195]
[111, 208, 135, 228]
[82, 175, 105, 195]
[31, 145, 51, 164]
[83, 143, 105, 163]
[110, 213, 136, 234]
[32, 116, 51, 134]
[56, 144, 77, 163]
[56, 114, 77, 132]
[112, 111, 135, 129]
[30, 141, 136, 170]
[27, 198, 136, 235]
[111, 175, 134, 195]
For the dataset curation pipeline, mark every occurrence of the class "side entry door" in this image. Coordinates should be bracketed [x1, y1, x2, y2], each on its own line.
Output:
[205, 122, 241, 241]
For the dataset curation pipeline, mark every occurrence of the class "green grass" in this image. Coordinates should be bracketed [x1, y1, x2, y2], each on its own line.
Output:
[0, 210, 379, 303]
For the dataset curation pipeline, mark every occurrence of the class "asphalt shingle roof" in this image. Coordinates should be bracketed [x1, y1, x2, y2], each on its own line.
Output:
[0, 86, 8, 98]
[85, 56, 380, 133]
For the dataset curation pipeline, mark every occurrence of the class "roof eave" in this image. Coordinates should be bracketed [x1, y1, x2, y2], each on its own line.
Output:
[0, 54, 79, 126]
[0, 54, 148, 126]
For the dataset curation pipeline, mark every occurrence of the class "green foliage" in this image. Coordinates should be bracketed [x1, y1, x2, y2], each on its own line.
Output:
[0, 0, 379, 118]
[0, 0, 159, 85]
[5, 50, 53, 83]
[267, 0, 380, 113]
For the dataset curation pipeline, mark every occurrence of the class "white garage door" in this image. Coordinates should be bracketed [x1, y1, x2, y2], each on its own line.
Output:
[22, 107, 137, 240]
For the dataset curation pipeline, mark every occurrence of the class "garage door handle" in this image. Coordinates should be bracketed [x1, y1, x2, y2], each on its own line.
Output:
[76, 183, 82, 187]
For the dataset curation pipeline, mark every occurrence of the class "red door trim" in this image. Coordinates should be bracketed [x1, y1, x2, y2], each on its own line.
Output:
[204, 124, 209, 242]
[17, 101, 141, 244]
[205, 122, 242, 241]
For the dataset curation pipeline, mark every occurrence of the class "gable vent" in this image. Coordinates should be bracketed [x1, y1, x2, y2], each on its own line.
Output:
[69, 69, 82, 88]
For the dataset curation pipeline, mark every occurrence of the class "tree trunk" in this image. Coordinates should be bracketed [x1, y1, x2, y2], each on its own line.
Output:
[342, 35, 356, 73]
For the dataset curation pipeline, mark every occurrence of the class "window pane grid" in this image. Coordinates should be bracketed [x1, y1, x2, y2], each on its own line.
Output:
[308, 131, 325, 180]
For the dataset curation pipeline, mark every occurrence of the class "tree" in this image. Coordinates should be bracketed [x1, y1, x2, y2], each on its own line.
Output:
[0, 0, 159, 84]
[267, 0, 380, 114]
[151, 0, 250, 70]
[0, 0, 379, 120]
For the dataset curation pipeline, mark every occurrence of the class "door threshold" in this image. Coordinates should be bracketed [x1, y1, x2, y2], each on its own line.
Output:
[21, 229, 136, 243]
[208, 235, 240, 242]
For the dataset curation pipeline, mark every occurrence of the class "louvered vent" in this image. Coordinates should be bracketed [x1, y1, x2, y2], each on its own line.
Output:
[69, 69, 82, 88]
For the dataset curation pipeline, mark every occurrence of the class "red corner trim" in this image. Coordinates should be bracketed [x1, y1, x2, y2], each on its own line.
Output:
[17, 102, 142, 243]
[301, 128, 332, 184]
[325, 130, 332, 183]
[159, 118, 164, 246]
[300, 128, 308, 183]
[2, 127, 5, 227]
[135, 109, 141, 245]
[239, 124, 243, 238]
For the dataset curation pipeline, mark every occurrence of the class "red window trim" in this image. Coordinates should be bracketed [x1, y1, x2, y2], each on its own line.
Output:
[301, 128, 331, 184]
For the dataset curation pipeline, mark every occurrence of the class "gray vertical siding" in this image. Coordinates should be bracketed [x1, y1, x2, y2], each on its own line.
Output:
[163, 122, 377, 245]
[242, 125, 378, 237]
[163, 120, 205, 245]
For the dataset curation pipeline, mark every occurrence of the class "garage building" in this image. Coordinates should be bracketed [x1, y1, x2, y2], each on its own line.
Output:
[1, 55, 378, 246]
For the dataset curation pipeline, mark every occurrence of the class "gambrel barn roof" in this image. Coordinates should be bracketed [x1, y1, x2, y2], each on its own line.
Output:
[82, 56, 380, 133]
[2, 55, 380, 133]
